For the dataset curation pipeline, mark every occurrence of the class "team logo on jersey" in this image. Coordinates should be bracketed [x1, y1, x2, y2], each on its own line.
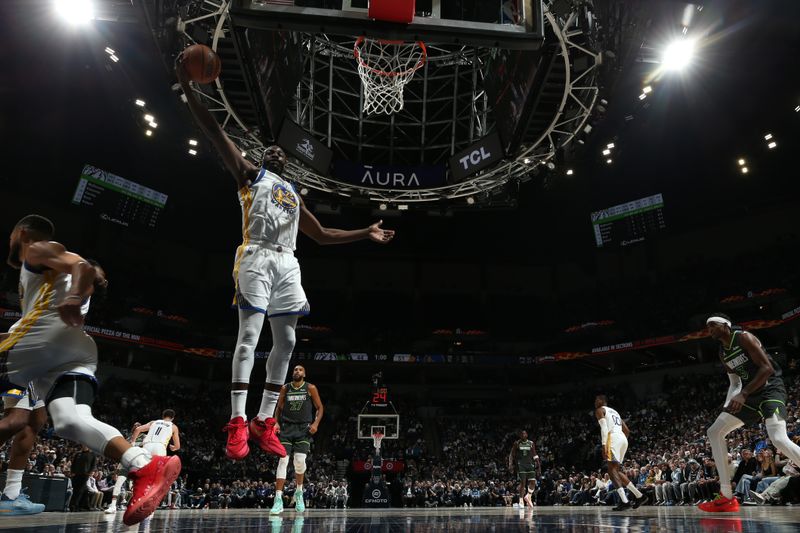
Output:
[271, 183, 298, 214]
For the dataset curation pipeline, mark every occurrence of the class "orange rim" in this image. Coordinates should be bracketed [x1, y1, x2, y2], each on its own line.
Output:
[354, 37, 427, 78]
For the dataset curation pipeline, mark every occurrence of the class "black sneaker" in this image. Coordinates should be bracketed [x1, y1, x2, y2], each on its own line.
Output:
[632, 494, 649, 509]
[612, 501, 632, 511]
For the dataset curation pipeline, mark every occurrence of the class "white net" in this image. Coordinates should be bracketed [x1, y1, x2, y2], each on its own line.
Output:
[354, 37, 427, 115]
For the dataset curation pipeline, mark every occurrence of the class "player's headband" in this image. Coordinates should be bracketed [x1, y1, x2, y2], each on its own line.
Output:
[706, 316, 732, 328]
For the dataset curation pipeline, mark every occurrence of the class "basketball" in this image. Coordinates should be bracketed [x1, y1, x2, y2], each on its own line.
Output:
[181, 44, 221, 84]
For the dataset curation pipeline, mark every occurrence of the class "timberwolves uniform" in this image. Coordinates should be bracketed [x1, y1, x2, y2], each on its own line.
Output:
[0, 263, 96, 404]
[279, 382, 314, 455]
[602, 406, 627, 464]
[721, 330, 787, 425]
[232, 168, 310, 318]
[142, 419, 174, 457]
[515, 439, 536, 481]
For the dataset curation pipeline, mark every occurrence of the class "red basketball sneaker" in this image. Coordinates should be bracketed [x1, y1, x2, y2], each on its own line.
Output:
[249, 417, 287, 457]
[698, 495, 740, 513]
[122, 455, 182, 526]
[223, 416, 250, 460]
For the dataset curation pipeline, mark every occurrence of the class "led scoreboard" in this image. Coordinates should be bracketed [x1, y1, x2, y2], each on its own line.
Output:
[72, 164, 168, 229]
[591, 193, 666, 248]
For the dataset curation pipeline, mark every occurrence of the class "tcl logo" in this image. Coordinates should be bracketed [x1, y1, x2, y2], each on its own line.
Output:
[457, 147, 493, 170]
[449, 133, 503, 181]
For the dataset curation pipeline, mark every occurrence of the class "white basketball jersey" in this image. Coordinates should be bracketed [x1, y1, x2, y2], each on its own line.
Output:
[6, 264, 90, 337]
[238, 169, 300, 251]
[604, 406, 625, 437]
[143, 419, 173, 446]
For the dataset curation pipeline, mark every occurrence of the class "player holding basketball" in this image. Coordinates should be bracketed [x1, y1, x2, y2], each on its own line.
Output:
[0, 215, 181, 525]
[106, 410, 181, 515]
[176, 56, 394, 461]
[699, 314, 800, 512]
[508, 430, 540, 508]
[0, 260, 107, 516]
[595, 395, 647, 511]
[269, 365, 323, 514]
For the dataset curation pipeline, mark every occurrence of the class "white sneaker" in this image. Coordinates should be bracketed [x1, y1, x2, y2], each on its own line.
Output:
[104, 505, 117, 514]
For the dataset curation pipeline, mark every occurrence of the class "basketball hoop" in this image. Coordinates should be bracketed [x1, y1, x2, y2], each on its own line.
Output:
[372, 431, 385, 451]
[354, 37, 427, 115]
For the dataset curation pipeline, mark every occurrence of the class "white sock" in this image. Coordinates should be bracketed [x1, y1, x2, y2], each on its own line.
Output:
[121, 446, 152, 472]
[3, 469, 23, 500]
[257, 390, 281, 420]
[617, 488, 629, 503]
[276, 490, 283, 499]
[626, 482, 642, 498]
[231, 390, 248, 420]
[296, 485, 303, 494]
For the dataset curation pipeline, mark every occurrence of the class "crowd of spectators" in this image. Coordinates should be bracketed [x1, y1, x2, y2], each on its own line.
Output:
[3, 366, 800, 510]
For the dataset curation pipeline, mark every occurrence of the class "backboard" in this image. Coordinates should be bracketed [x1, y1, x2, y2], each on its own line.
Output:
[231, 0, 544, 50]
[357, 413, 400, 440]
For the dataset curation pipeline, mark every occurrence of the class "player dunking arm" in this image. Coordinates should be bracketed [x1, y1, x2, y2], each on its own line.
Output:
[699, 313, 800, 513]
[106, 411, 181, 515]
[270, 365, 323, 514]
[508, 430, 540, 508]
[0, 215, 180, 525]
[594, 395, 647, 511]
[176, 57, 393, 461]
[0, 260, 107, 516]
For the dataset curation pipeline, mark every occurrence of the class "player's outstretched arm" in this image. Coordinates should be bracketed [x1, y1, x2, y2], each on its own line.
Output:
[176, 57, 258, 189]
[308, 384, 324, 435]
[26, 241, 95, 327]
[299, 205, 395, 245]
[170, 425, 181, 452]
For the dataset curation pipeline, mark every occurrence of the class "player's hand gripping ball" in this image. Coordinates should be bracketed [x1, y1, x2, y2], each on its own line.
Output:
[180, 44, 221, 84]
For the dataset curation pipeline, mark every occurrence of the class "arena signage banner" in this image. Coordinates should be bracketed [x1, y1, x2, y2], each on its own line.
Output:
[448, 132, 503, 181]
[332, 160, 447, 189]
[277, 120, 333, 175]
[352, 460, 405, 473]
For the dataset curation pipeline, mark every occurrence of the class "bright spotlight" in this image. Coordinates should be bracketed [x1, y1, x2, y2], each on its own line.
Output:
[566, 169, 574, 176]
[188, 149, 198, 156]
[638, 93, 647, 100]
[135, 99, 146, 107]
[642, 86, 652, 94]
[241, 151, 247, 157]
[523, 158, 531, 164]
[662, 39, 695, 71]
[378, 203, 387, 211]
[466, 197, 475, 205]
[606, 159, 613, 164]
[300, 187, 309, 196]
[188, 139, 198, 146]
[148, 121, 158, 128]
[109, 55, 119, 63]
[104, 47, 115, 55]
[768, 141, 777, 149]
[602, 149, 611, 156]
[606, 143, 615, 149]
[144, 114, 154, 123]
[764, 133, 773, 140]
[795, 105, 800, 113]
[737, 158, 745, 166]
[145, 129, 153, 137]
[398, 204, 409, 211]
[741, 167, 749, 174]
[55, 0, 95, 25]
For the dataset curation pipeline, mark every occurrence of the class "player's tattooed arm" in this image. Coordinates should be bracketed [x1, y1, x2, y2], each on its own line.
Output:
[727, 332, 774, 414]
[273, 385, 288, 435]
[308, 384, 324, 435]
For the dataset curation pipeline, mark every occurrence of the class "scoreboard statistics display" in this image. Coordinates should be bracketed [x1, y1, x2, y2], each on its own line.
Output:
[72, 164, 168, 229]
[591, 193, 666, 248]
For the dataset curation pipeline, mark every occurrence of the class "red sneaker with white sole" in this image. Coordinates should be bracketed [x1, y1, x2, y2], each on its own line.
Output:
[123, 455, 182, 526]
[698, 495, 740, 513]
[249, 417, 287, 457]
[223, 416, 250, 460]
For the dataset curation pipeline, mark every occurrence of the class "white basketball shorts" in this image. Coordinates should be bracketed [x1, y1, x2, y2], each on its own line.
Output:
[232, 244, 310, 318]
[606, 433, 628, 464]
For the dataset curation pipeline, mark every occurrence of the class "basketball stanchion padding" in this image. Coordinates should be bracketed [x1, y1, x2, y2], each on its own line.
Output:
[369, 0, 416, 24]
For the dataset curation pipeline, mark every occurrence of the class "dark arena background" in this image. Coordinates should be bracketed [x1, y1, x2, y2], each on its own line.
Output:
[2, 0, 800, 531]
